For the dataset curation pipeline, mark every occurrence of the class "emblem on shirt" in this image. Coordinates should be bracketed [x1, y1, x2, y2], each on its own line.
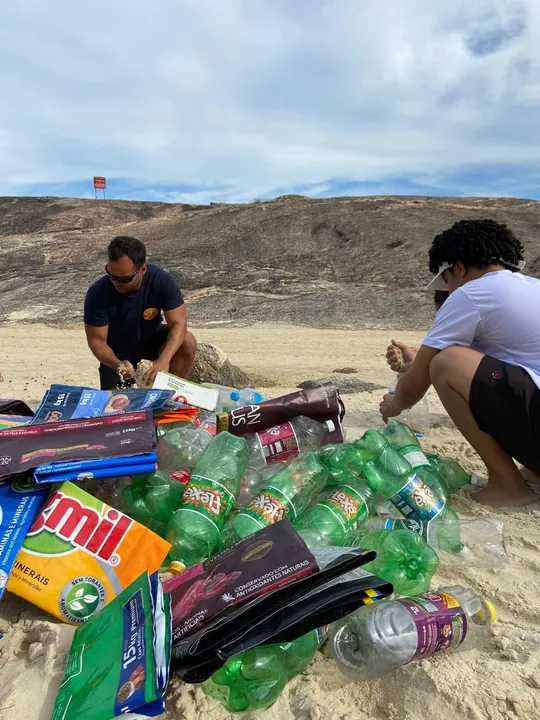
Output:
[143, 307, 159, 320]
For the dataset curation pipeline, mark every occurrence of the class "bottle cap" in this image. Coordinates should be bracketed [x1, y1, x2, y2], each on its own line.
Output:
[230, 391, 240, 401]
[168, 561, 186, 575]
[325, 420, 336, 432]
[485, 600, 497, 623]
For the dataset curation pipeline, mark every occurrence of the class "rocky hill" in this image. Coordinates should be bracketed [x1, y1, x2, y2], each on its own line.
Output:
[0, 194, 539, 329]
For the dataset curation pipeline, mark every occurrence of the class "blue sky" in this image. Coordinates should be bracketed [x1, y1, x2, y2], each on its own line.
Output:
[0, 0, 539, 204]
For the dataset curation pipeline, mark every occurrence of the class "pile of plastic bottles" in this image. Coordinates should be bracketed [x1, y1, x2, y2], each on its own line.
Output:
[118, 386, 503, 713]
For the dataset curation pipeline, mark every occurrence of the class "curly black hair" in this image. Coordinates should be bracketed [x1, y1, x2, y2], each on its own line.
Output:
[428, 219, 524, 275]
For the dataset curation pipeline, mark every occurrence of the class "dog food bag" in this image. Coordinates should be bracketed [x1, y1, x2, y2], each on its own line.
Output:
[7, 481, 171, 624]
[52, 571, 171, 720]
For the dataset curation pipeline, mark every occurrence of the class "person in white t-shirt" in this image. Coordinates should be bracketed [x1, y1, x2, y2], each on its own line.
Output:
[379, 219, 540, 508]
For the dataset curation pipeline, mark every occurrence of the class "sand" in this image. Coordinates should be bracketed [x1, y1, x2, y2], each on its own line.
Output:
[1, 323, 540, 720]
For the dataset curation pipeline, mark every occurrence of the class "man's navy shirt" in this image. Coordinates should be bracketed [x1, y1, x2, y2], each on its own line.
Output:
[84, 264, 184, 354]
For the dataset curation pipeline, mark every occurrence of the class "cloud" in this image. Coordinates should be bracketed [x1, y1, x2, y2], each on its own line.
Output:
[0, 0, 539, 203]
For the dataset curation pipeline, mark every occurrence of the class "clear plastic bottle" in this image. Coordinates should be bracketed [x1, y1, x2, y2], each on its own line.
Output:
[202, 383, 241, 413]
[329, 584, 496, 681]
[243, 417, 332, 469]
[157, 423, 214, 476]
[388, 380, 430, 434]
[230, 389, 267, 407]
[235, 463, 285, 509]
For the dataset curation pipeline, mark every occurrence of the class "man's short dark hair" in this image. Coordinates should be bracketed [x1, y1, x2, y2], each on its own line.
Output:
[108, 236, 147, 267]
[429, 219, 524, 275]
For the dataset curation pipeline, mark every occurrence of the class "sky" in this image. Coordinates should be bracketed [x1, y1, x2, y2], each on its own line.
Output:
[0, 0, 539, 204]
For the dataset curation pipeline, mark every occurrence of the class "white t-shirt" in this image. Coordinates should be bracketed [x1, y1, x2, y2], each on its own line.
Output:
[423, 270, 540, 389]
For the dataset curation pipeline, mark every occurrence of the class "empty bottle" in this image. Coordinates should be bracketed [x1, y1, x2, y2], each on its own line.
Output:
[203, 630, 320, 712]
[316, 443, 356, 485]
[157, 422, 214, 476]
[122, 470, 186, 537]
[348, 430, 446, 525]
[295, 479, 376, 546]
[166, 432, 249, 567]
[202, 383, 241, 413]
[235, 462, 285, 509]
[382, 420, 450, 503]
[229, 452, 329, 542]
[329, 584, 496, 681]
[348, 528, 439, 596]
[230, 389, 267, 407]
[428, 455, 485, 495]
[244, 416, 332, 469]
[388, 380, 430, 434]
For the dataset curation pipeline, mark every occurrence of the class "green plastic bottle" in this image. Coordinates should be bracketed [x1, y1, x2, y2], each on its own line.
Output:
[349, 528, 439, 596]
[295, 479, 375, 545]
[231, 452, 329, 541]
[382, 421, 450, 503]
[348, 430, 446, 525]
[122, 470, 186, 537]
[428, 455, 483, 494]
[316, 443, 356, 485]
[166, 432, 249, 566]
[203, 630, 320, 712]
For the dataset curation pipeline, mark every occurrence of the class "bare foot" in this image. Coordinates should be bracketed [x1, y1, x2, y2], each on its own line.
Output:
[473, 471, 538, 508]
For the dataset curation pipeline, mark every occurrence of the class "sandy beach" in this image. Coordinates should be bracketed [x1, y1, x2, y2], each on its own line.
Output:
[1, 323, 540, 720]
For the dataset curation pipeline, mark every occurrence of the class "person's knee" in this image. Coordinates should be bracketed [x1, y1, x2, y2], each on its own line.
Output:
[182, 330, 197, 360]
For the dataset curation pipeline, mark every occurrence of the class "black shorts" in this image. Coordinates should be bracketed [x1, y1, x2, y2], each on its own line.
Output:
[99, 324, 170, 390]
[470, 355, 540, 474]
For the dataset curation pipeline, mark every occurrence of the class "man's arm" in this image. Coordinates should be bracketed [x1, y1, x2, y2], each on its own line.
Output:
[394, 345, 439, 408]
[84, 324, 125, 372]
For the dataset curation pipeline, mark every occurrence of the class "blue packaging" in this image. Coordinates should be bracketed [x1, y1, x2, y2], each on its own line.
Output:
[0, 477, 49, 598]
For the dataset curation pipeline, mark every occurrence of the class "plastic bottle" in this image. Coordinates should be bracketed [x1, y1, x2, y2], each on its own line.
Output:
[230, 389, 267, 407]
[243, 417, 332, 469]
[203, 630, 320, 712]
[348, 528, 439, 596]
[316, 443, 356, 486]
[382, 420, 451, 503]
[229, 452, 329, 542]
[166, 432, 249, 567]
[295, 479, 376, 546]
[202, 383, 241, 413]
[329, 585, 496, 681]
[235, 463, 285, 509]
[348, 430, 446, 526]
[122, 470, 186, 537]
[388, 380, 430, 434]
[157, 422, 215, 476]
[428, 455, 486, 494]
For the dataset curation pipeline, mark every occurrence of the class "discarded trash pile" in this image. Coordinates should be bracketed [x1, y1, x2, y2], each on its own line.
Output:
[0, 370, 503, 717]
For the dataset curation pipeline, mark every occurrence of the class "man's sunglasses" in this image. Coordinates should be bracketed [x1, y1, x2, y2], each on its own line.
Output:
[105, 265, 142, 283]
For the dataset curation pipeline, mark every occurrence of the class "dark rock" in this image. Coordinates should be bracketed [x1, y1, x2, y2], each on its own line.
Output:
[187, 343, 252, 388]
[297, 377, 385, 394]
[332, 367, 358, 374]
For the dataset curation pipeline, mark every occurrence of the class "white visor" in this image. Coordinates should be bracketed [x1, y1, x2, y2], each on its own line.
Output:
[426, 259, 526, 291]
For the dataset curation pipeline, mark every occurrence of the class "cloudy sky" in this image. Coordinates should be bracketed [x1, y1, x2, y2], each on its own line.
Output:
[1, 0, 539, 203]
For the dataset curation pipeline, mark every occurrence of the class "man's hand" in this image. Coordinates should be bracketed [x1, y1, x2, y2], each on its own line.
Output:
[380, 393, 402, 424]
[117, 361, 136, 382]
[386, 339, 418, 373]
[143, 357, 169, 387]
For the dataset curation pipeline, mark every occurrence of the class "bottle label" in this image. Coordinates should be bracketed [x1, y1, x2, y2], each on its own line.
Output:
[241, 485, 293, 525]
[390, 474, 444, 522]
[319, 485, 369, 531]
[182, 475, 235, 531]
[399, 592, 468, 659]
[401, 446, 430, 470]
[199, 419, 217, 437]
[384, 517, 431, 543]
[256, 423, 299, 464]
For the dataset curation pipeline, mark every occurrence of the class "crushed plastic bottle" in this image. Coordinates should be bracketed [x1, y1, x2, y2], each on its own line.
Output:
[329, 584, 496, 681]
[428, 455, 486, 494]
[122, 470, 186, 536]
[203, 630, 320, 712]
[157, 421, 215, 476]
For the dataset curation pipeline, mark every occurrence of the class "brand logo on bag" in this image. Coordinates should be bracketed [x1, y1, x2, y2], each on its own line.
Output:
[27, 491, 132, 565]
[183, 483, 223, 515]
